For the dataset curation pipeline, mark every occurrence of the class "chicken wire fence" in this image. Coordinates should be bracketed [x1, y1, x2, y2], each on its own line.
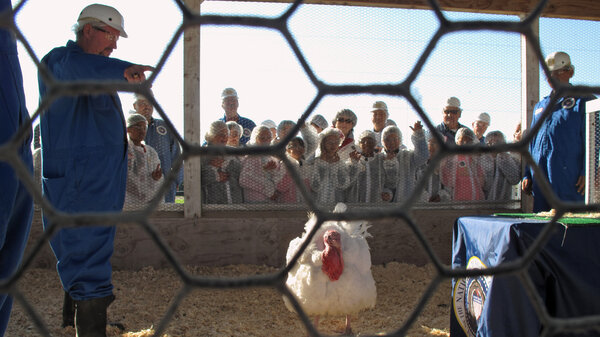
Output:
[3, 0, 600, 336]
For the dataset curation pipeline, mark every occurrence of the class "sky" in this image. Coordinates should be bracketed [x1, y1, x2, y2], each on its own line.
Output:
[13, 0, 600, 149]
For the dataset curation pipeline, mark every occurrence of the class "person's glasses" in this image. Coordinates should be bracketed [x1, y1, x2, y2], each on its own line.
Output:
[336, 118, 353, 124]
[444, 109, 460, 115]
[93, 26, 119, 42]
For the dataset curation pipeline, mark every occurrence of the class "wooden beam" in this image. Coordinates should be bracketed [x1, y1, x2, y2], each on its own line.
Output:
[184, 0, 203, 218]
[237, 0, 600, 21]
[520, 14, 538, 213]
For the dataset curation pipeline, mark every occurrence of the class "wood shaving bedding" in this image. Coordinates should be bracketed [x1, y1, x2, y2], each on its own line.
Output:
[6, 263, 450, 337]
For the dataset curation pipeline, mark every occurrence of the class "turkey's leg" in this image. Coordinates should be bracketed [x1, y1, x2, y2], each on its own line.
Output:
[344, 315, 353, 336]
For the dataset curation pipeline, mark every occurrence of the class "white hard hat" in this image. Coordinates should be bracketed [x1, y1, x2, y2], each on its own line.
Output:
[475, 112, 491, 125]
[221, 87, 238, 99]
[78, 4, 127, 38]
[371, 101, 388, 112]
[445, 96, 461, 110]
[546, 51, 573, 72]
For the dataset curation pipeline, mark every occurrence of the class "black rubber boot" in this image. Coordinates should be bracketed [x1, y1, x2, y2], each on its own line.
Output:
[74, 295, 115, 337]
[62, 291, 75, 328]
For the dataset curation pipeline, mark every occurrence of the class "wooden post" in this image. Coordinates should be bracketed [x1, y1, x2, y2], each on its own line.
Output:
[520, 14, 539, 213]
[184, 0, 202, 218]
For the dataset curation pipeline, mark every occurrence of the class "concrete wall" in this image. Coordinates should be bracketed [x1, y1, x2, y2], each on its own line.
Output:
[25, 207, 509, 270]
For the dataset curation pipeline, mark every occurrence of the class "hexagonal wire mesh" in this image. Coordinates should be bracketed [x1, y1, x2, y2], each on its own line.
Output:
[2, 0, 600, 336]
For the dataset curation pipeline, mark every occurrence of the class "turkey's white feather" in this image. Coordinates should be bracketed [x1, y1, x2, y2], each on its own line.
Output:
[284, 203, 377, 316]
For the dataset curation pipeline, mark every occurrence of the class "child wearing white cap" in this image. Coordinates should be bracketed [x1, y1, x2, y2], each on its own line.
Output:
[124, 113, 164, 210]
[416, 132, 451, 203]
[310, 127, 357, 204]
[346, 130, 384, 203]
[482, 131, 521, 201]
[202, 120, 244, 204]
[441, 128, 485, 201]
[239, 125, 282, 203]
[379, 122, 429, 203]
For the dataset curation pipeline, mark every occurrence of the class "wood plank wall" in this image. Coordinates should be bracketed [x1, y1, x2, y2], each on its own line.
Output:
[25, 208, 505, 270]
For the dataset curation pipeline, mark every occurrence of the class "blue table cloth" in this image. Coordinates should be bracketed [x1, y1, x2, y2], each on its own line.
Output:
[451, 216, 600, 337]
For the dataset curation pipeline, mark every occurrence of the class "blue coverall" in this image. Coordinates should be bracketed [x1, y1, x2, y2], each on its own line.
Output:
[524, 93, 591, 212]
[39, 40, 132, 301]
[0, 0, 34, 334]
[145, 118, 182, 202]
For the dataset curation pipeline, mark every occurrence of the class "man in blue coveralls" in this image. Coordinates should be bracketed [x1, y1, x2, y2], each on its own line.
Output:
[38, 4, 153, 336]
[219, 87, 256, 145]
[0, 1, 34, 335]
[522, 51, 593, 212]
[133, 93, 182, 202]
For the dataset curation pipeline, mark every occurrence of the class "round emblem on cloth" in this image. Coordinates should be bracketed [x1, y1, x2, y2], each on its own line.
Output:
[243, 128, 252, 138]
[562, 97, 575, 109]
[459, 160, 466, 167]
[157, 125, 168, 135]
[453, 256, 492, 337]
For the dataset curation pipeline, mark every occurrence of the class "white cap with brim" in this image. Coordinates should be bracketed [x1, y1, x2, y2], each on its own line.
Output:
[78, 4, 128, 38]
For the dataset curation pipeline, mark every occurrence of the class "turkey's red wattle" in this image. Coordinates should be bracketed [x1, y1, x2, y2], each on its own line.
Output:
[322, 245, 343, 281]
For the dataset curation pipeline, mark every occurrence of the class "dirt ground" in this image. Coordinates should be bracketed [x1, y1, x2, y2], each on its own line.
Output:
[6, 262, 452, 337]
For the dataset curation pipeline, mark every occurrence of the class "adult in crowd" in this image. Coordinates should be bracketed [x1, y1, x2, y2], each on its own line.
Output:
[332, 108, 359, 161]
[201, 120, 243, 204]
[435, 96, 467, 145]
[38, 4, 153, 335]
[522, 51, 594, 212]
[220, 87, 256, 145]
[123, 113, 163, 210]
[309, 114, 328, 134]
[472, 112, 491, 144]
[133, 92, 182, 203]
[0, 0, 34, 334]
[370, 100, 389, 152]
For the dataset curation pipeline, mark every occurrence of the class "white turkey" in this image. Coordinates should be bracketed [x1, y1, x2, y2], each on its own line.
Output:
[284, 203, 377, 335]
